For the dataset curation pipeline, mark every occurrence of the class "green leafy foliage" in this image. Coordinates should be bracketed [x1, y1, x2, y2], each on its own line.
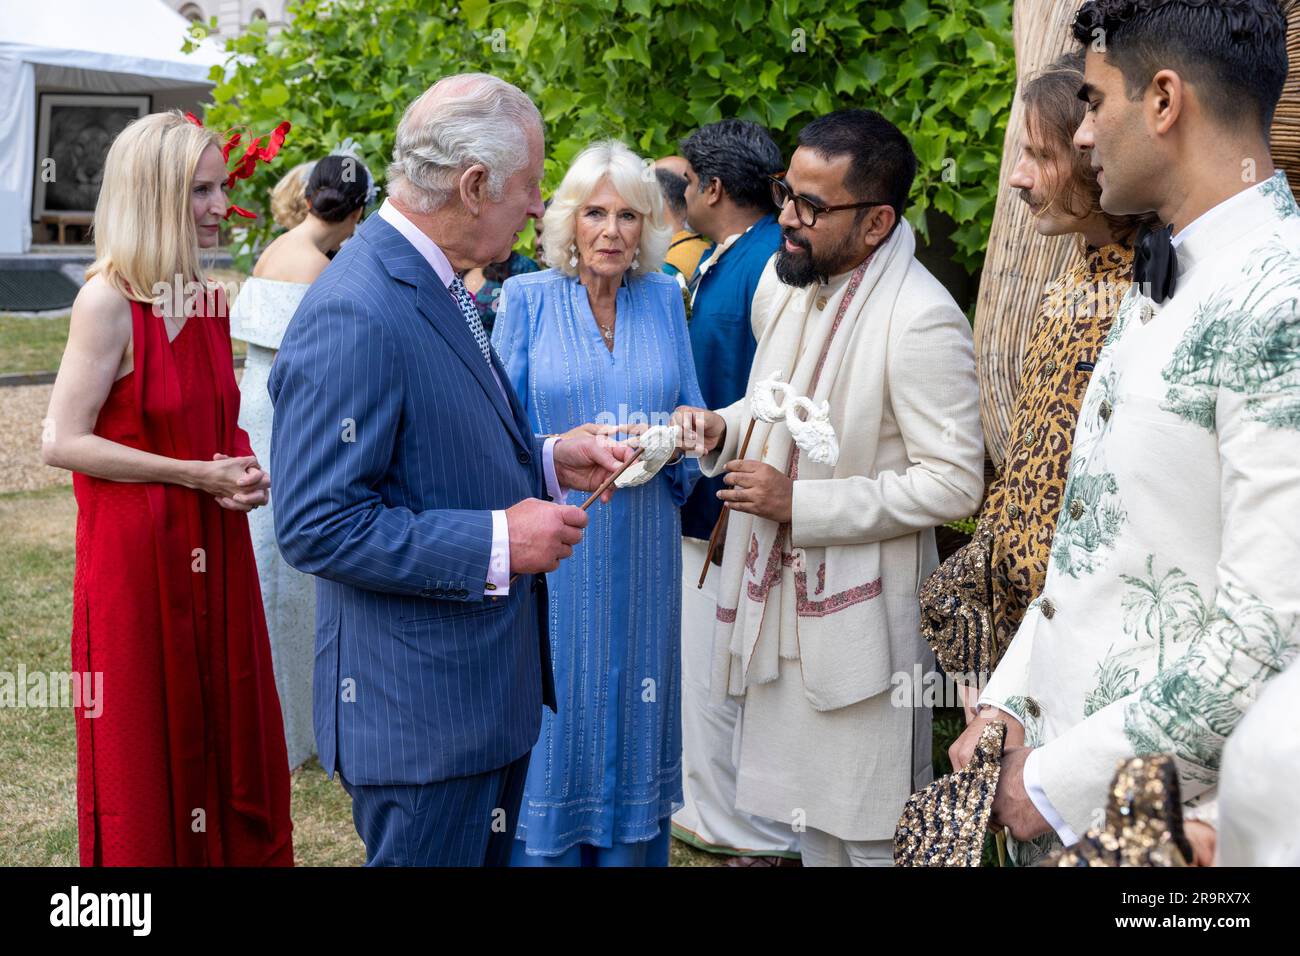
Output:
[190, 0, 1013, 272]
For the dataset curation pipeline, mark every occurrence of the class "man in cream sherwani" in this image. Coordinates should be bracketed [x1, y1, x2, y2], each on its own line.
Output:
[673, 109, 984, 867]
[949, 0, 1300, 866]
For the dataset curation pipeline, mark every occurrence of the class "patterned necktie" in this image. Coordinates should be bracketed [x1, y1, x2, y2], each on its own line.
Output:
[448, 275, 493, 363]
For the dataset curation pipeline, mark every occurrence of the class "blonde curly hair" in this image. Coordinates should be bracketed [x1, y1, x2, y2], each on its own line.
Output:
[270, 162, 313, 230]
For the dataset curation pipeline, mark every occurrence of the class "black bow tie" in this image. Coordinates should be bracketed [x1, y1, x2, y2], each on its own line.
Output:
[1133, 223, 1178, 304]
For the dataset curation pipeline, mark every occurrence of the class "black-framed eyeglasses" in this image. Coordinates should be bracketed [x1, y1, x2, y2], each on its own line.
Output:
[769, 172, 890, 228]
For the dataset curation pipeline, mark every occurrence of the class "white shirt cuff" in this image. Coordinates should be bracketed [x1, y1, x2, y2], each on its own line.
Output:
[485, 509, 510, 595]
[543, 436, 567, 502]
[1022, 748, 1079, 846]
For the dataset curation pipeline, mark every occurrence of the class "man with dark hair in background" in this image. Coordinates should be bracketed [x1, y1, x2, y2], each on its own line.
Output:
[673, 110, 984, 866]
[654, 156, 710, 281]
[950, 0, 1299, 866]
[669, 119, 799, 865]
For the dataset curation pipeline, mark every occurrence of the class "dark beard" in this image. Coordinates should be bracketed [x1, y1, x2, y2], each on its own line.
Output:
[774, 228, 861, 288]
[774, 242, 820, 287]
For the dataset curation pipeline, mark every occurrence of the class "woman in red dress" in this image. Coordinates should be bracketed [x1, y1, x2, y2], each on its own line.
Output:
[42, 111, 293, 866]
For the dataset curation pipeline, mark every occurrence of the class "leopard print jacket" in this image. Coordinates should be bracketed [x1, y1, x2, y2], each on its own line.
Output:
[920, 241, 1135, 680]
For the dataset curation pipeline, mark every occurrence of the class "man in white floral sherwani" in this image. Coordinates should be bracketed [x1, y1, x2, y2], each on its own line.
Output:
[950, 0, 1300, 865]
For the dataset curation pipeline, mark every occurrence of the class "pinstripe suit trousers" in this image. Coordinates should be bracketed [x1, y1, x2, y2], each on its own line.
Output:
[341, 753, 530, 867]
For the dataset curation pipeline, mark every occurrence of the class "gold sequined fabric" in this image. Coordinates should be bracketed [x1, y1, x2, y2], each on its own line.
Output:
[894, 721, 1006, 866]
[918, 520, 996, 677]
[921, 243, 1134, 679]
[1042, 755, 1192, 867]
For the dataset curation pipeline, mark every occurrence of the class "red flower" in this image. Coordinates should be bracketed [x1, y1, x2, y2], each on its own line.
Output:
[224, 137, 263, 188]
[187, 116, 290, 216]
[221, 131, 242, 163]
[257, 121, 291, 162]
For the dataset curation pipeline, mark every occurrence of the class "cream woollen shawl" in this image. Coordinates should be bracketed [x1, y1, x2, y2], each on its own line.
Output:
[700, 220, 985, 711]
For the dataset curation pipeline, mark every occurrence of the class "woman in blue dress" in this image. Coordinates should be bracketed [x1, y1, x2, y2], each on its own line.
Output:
[493, 141, 704, 866]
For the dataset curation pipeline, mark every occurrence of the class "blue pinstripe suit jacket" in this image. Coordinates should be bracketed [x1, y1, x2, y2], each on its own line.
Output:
[268, 212, 557, 787]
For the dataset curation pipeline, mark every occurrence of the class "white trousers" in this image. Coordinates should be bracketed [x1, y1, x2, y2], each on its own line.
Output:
[799, 828, 894, 868]
[672, 538, 800, 856]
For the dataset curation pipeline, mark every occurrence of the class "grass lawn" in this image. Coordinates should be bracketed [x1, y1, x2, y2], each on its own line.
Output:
[0, 484, 967, 867]
[0, 314, 71, 375]
[0, 312, 246, 378]
[0, 485, 357, 865]
[0, 486, 79, 863]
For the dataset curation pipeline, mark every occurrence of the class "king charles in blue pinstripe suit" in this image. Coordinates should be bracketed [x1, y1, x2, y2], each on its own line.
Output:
[268, 74, 629, 866]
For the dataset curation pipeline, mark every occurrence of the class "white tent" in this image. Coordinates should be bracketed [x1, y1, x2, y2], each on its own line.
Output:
[0, 0, 227, 252]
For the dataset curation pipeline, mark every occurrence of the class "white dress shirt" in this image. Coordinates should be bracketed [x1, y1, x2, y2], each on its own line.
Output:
[1170, 179, 1264, 248]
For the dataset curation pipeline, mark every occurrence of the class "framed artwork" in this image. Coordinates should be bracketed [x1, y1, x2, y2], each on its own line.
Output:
[33, 93, 152, 217]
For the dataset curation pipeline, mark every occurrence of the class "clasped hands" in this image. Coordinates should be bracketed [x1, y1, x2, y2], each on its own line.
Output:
[195, 452, 270, 512]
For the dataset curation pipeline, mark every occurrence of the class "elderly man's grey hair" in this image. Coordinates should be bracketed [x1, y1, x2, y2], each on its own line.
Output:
[387, 73, 543, 214]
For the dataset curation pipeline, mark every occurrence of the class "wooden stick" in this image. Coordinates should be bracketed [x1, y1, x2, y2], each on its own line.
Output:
[698, 507, 731, 589]
[508, 445, 646, 586]
[698, 418, 756, 588]
[579, 445, 645, 510]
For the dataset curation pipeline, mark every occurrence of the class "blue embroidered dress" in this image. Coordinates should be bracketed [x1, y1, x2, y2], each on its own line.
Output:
[493, 268, 704, 863]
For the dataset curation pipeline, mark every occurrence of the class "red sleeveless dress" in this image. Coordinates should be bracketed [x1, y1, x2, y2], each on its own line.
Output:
[71, 291, 293, 866]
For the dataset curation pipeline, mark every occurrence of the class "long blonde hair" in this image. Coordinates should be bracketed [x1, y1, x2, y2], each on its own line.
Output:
[86, 111, 221, 303]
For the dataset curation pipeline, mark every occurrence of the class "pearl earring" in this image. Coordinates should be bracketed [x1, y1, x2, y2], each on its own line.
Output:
[632, 254, 640, 270]
[569, 243, 578, 269]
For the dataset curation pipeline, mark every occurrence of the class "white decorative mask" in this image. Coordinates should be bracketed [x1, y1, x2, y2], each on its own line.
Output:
[615, 424, 680, 488]
[785, 396, 839, 466]
[751, 371, 795, 423]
